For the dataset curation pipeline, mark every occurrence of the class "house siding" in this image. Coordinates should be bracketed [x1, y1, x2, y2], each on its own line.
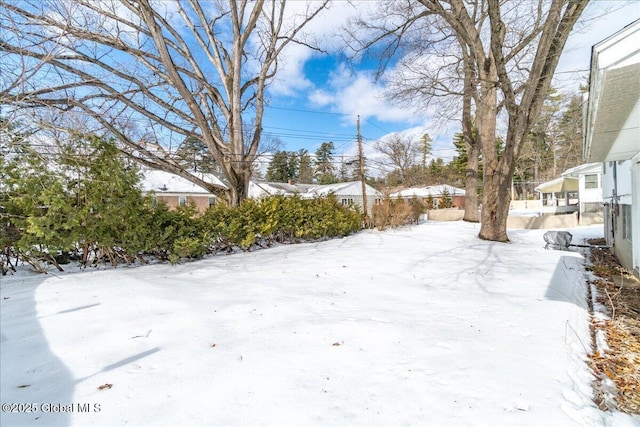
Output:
[611, 203, 633, 271]
[579, 171, 604, 225]
[601, 159, 639, 274]
[633, 159, 640, 276]
[156, 194, 214, 212]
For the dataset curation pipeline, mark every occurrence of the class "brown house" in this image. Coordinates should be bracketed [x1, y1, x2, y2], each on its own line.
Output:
[140, 169, 227, 212]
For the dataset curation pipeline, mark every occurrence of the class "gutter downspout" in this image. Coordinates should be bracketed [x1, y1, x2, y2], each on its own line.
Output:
[611, 161, 617, 247]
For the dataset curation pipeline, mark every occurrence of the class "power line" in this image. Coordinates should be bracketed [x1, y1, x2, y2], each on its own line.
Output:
[266, 105, 357, 117]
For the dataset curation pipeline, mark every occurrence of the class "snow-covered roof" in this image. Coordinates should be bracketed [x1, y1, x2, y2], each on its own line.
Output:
[248, 181, 290, 198]
[249, 180, 382, 199]
[307, 181, 382, 197]
[139, 169, 227, 194]
[391, 184, 466, 198]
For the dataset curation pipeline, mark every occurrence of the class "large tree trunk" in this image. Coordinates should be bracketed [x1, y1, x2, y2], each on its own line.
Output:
[227, 164, 252, 207]
[477, 62, 508, 241]
[479, 161, 512, 242]
[461, 57, 480, 223]
[464, 141, 480, 222]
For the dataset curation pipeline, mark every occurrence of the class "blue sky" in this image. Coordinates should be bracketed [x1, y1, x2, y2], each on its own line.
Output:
[255, 1, 640, 174]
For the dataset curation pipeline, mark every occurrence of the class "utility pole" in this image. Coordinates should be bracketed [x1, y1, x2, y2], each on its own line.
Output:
[357, 115, 368, 220]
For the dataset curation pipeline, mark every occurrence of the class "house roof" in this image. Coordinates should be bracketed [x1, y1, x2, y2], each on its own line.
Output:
[390, 184, 466, 198]
[307, 181, 382, 197]
[249, 180, 382, 199]
[584, 19, 640, 162]
[140, 169, 226, 194]
[535, 177, 579, 193]
[561, 163, 602, 177]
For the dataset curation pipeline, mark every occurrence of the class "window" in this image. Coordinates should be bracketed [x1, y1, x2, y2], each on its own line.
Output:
[623, 204, 632, 241]
[374, 198, 382, 205]
[568, 191, 579, 206]
[208, 197, 216, 207]
[178, 196, 187, 207]
[584, 174, 599, 189]
[542, 193, 554, 206]
[341, 198, 354, 206]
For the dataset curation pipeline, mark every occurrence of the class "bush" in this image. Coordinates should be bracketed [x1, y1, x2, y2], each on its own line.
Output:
[200, 194, 362, 252]
[1, 133, 364, 272]
[372, 197, 424, 231]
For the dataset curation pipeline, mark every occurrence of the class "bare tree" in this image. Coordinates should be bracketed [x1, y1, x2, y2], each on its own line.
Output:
[345, 0, 483, 222]
[374, 133, 420, 185]
[0, 0, 328, 205]
[416, 0, 587, 241]
[348, 0, 587, 238]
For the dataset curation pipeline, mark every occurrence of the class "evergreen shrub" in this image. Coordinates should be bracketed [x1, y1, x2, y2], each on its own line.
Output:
[1, 136, 362, 272]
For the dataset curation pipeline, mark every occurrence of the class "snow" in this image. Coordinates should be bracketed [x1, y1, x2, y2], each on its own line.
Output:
[139, 169, 227, 194]
[249, 181, 382, 199]
[391, 184, 466, 198]
[1, 221, 638, 426]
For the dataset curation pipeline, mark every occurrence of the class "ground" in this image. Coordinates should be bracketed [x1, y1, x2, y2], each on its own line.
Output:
[1, 221, 639, 426]
[586, 240, 640, 414]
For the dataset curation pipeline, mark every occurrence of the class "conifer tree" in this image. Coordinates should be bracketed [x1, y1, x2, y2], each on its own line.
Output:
[315, 142, 338, 184]
[297, 149, 314, 184]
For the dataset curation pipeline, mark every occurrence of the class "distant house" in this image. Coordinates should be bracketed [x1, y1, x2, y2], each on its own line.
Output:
[390, 184, 466, 209]
[306, 181, 383, 214]
[534, 163, 603, 224]
[248, 180, 313, 198]
[534, 176, 579, 215]
[561, 163, 604, 225]
[583, 19, 639, 276]
[249, 180, 383, 214]
[140, 169, 227, 212]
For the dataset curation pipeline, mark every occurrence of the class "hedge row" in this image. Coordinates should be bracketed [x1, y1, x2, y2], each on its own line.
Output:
[1, 136, 362, 274]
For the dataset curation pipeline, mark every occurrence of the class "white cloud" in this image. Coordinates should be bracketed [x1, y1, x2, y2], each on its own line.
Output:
[306, 64, 424, 126]
[268, 44, 315, 96]
[267, 1, 375, 97]
[308, 88, 334, 107]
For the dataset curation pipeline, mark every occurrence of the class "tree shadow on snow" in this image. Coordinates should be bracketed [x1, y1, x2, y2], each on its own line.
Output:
[0, 275, 75, 427]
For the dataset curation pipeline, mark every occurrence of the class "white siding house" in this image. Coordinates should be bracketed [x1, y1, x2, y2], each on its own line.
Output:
[534, 177, 579, 215]
[583, 19, 640, 275]
[306, 181, 383, 214]
[561, 163, 604, 225]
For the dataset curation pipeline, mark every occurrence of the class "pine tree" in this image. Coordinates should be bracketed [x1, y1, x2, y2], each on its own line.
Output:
[297, 149, 313, 184]
[176, 136, 220, 174]
[266, 151, 293, 182]
[419, 133, 432, 169]
[1, 132, 155, 267]
[438, 189, 453, 209]
[314, 142, 338, 184]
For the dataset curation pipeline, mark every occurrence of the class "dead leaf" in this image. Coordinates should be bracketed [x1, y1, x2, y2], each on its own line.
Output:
[211, 343, 217, 348]
[98, 383, 113, 390]
[332, 342, 341, 346]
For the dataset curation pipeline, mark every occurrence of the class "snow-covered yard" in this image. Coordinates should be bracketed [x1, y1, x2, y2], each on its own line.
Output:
[1, 221, 638, 426]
